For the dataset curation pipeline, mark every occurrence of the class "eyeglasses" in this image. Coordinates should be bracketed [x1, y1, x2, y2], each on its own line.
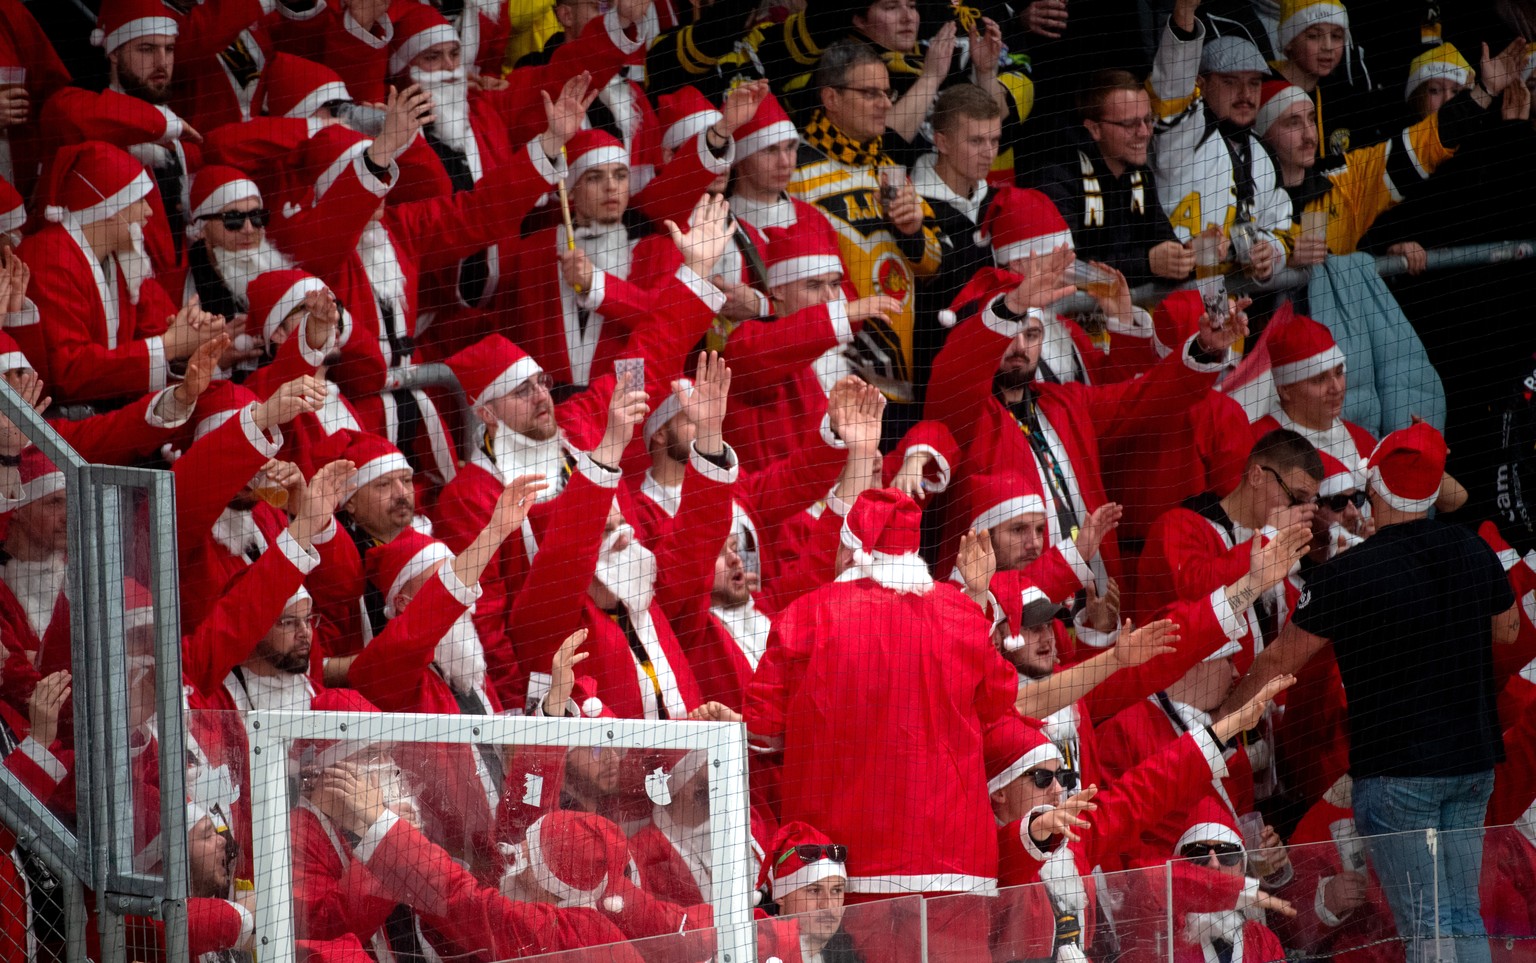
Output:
[1096, 115, 1155, 131]
[1315, 490, 1368, 512]
[273, 615, 319, 635]
[509, 372, 555, 401]
[197, 208, 270, 230]
[1025, 767, 1079, 790]
[838, 85, 895, 103]
[1260, 466, 1309, 508]
[1180, 842, 1246, 867]
[775, 843, 849, 866]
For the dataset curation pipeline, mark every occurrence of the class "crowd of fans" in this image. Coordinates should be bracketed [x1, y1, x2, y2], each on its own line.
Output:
[0, 0, 1535, 961]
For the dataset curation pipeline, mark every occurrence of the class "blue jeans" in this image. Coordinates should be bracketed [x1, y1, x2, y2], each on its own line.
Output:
[1354, 772, 1495, 963]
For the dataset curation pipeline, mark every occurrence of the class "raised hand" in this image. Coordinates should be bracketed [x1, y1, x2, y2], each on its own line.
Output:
[27, 671, 71, 749]
[921, 21, 957, 79]
[1215, 673, 1295, 743]
[1083, 578, 1122, 634]
[174, 333, 228, 408]
[558, 245, 594, 294]
[490, 474, 551, 540]
[1196, 293, 1251, 355]
[1004, 247, 1076, 314]
[1111, 617, 1179, 668]
[683, 351, 731, 455]
[540, 71, 599, 160]
[1023, 0, 1070, 39]
[596, 373, 650, 468]
[544, 628, 590, 716]
[968, 18, 1005, 79]
[0, 371, 48, 457]
[957, 528, 996, 604]
[368, 84, 435, 167]
[290, 458, 354, 546]
[847, 296, 901, 324]
[665, 193, 734, 279]
[688, 701, 744, 723]
[1029, 785, 1098, 843]
[891, 450, 929, 502]
[0, 84, 29, 129]
[0, 249, 30, 313]
[310, 764, 385, 837]
[163, 295, 228, 362]
[300, 288, 342, 344]
[828, 377, 883, 457]
[1074, 502, 1122, 561]
[716, 79, 770, 138]
[1479, 38, 1530, 99]
[254, 375, 327, 431]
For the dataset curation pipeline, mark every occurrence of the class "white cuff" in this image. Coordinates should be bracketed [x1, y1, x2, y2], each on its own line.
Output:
[238, 403, 284, 456]
[1181, 333, 1232, 372]
[231, 901, 255, 950]
[1314, 878, 1346, 926]
[689, 442, 740, 484]
[576, 450, 622, 488]
[692, 131, 734, 175]
[527, 137, 565, 184]
[903, 444, 952, 494]
[982, 297, 1042, 338]
[577, 269, 609, 311]
[353, 152, 396, 198]
[311, 517, 339, 546]
[353, 808, 401, 864]
[297, 320, 337, 368]
[674, 264, 726, 314]
[146, 336, 168, 392]
[819, 413, 847, 450]
[602, 5, 649, 54]
[17, 736, 66, 782]
[826, 491, 854, 518]
[4, 298, 39, 328]
[1208, 586, 1248, 641]
[305, 115, 330, 138]
[1057, 539, 1093, 585]
[437, 560, 483, 605]
[1190, 724, 1230, 780]
[275, 529, 322, 574]
[1020, 805, 1057, 861]
[256, 0, 277, 13]
[526, 671, 553, 713]
[1235, 875, 1262, 909]
[155, 105, 182, 145]
[531, 695, 573, 718]
[826, 299, 853, 344]
[145, 387, 194, 429]
[1072, 608, 1118, 650]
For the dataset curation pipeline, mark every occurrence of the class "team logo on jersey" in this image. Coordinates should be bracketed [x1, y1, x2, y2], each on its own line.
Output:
[1329, 127, 1352, 155]
[1296, 588, 1312, 611]
[874, 251, 911, 302]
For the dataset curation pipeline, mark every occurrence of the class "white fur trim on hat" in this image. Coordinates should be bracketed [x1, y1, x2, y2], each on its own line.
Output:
[987, 743, 1064, 794]
[766, 255, 843, 291]
[191, 179, 262, 224]
[1271, 343, 1345, 386]
[1366, 464, 1436, 514]
[525, 817, 607, 908]
[46, 169, 153, 226]
[569, 146, 629, 185]
[644, 379, 693, 443]
[1318, 464, 1365, 499]
[1255, 84, 1313, 138]
[774, 858, 847, 901]
[476, 357, 544, 408]
[664, 109, 722, 154]
[0, 203, 25, 237]
[735, 121, 799, 162]
[1406, 61, 1472, 101]
[0, 350, 31, 372]
[263, 276, 330, 345]
[994, 229, 1075, 266]
[973, 495, 1047, 536]
[1176, 821, 1243, 853]
[837, 515, 934, 594]
[95, 16, 179, 52]
[287, 82, 354, 120]
[389, 22, 459, 76]
[383, 542, 453, 618]
[346, 452, 413, 497]
[285, 586, 313, 610]
[1277, 1, 1350, 58]
[1497, 547, 1522, 572]
[315, 142, 370, 202]
[17, 472, 65, 509]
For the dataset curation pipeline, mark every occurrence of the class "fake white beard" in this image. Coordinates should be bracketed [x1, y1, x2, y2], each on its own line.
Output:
[1327, 522, 1365, 559]
[435, 610, 488, 695]
[209, 239, 294, 311]
[573, 222, 632, 279]
[595, 526, 657, 614]
[242, 670, 311, 712]
[1, 554, 66, 638]
[358, 221, 407, 315]
[1183, 909, 1248, 948]
[412, 67, 473, 154]
[211, 506, 267, 561]
[494, 422, 566, 501]
[117, 221, 154, 306]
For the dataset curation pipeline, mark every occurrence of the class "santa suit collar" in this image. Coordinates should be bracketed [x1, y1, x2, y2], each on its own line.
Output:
[710, 600, 772, 670]
[651, 805, 713, 901]
[469, 422, 573, 500]
[568, 221, 632, 279]
[1154, 693, 1240, 817]
[317, 382, 361, 435]
[729, 192, 798, 233]
[1272, 409, 1359, 465]
[1, 554, 66, 638]
[616, 604, 688, 720]
[59, 220, 122, 346]
[640, 469, 681, 518]
[224, 666, 314, 712]
[211, 506, 267, 561]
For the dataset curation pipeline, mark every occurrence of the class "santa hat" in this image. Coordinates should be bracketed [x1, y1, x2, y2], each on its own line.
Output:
[570, 675, 617, 720]
[294, 688, 384, 773]
[524, 811, 623, 910]
[984, 714, 1061, 794]
[566, 129, 628, 185]
[186, 165, 261, 241]
[1152, 289, 1204, 359]
[122, 576, 155, 634]
[92, 0, 178, 53]
[16, 447, 63, 509]
[657, 87, 722, 154]
[0, 178, 26, 237]
[758, 821, 846, 901]
[1254, 80, 1311, 138]
[761, 220, 843, 292]
[1317, 450, 1365, 499]
[644, 379, 693, 445]
[1365, 422, 1446, 514]
[246, 269, 331, 346]
[961, 471, 1046, 536]
[1268, 314, 1344, 386]
[306, 126, 372, 203]
[1175, 797, 1243, 854]
[1200, 35, 1270, 74]
[0, 330, 32, 374]
[365, 528, 453, 619]
[445, 334, 544, 409]
[388, 3, 459, 77]
[38, 141, 152, 226]
[258, 54, 352, 119]
[327, 431, 412, 499]
[1406, 44, 1472, 101]
[734, 93, 798, 162]
[1276, 0, 1351, 57]
[840, 489, 933, 594]
[191, 381, 259, 442]
[661, 748, 708, 801]
[981, 187, 1074, 265]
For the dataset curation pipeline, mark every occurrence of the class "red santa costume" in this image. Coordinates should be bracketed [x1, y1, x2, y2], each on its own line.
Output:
[1164, 805, 1287, 963]
[925, 283, 1229, 591]
[0, 678, 73, 963]
[0, 450, 70, 670]
[1100, 290, 1252, 547]
[1477, 522, 1536, 728]
[1249, 315, 1377, 465]
[976, 188, 1157, 387]
[726, 94, 840, 241]
[628, 749, 713, 905]
[745, 489, 1017, 900]
[753, 821, 853, 963]
[15, 142, 181, 404]
[1482, 703, 1536, 958]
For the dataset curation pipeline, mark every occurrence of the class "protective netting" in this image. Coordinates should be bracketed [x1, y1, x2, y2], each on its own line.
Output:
[0, 0, 1535, 961]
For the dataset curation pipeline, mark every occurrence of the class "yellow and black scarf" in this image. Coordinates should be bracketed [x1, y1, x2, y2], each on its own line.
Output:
[802, 109, 890, 169]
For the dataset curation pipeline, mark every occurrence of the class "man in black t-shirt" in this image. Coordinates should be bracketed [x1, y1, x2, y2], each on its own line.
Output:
[1225, 423, 1518, 963]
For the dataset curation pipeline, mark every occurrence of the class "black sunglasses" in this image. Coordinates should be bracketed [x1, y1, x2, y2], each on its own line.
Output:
[1025, 767, 1080, 790]
[198, 208, 270, 230]
[1180, 842, 1245, 867]
[775, 843, 848, 866]
[1316, 490, 1368, 512]
[1260, 465, 1308, 508]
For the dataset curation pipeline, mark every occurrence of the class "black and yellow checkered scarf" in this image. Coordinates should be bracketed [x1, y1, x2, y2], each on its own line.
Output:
[801, 109, 890, 169]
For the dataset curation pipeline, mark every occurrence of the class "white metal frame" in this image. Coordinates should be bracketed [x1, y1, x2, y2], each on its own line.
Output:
[245, 709, 755, 963]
